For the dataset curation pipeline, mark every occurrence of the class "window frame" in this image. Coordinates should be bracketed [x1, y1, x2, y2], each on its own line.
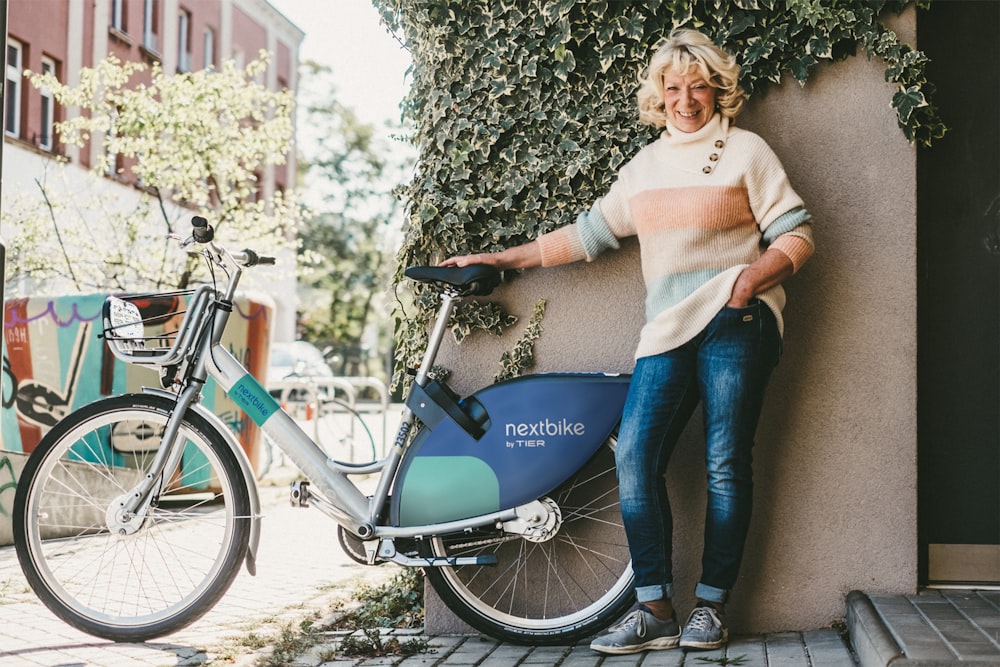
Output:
[5, 38, 23, 139]
[203, 26, 216, 70]
[38, 55, 57, 151]
[142, 0, 159, 54]
[110, 0, 126, 32]
[177, 8, 192, 72]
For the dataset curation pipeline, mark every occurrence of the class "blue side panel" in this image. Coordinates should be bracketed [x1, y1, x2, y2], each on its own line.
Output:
[398, 456, 501, 526]
[392, 373, 631, 526]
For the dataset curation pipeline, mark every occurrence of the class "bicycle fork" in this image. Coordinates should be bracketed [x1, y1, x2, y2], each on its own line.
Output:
[109, 384, 204, 533]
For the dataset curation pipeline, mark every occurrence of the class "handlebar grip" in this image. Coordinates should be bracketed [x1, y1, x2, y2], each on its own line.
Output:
[240, 249, 276, 266]
[191, 216, 215, 243]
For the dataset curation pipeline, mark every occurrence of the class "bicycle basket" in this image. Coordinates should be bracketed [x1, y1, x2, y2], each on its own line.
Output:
[102, 285, 216, 366]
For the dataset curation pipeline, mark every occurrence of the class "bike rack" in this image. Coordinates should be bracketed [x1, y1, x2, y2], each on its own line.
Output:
[268, 375, 391, 458]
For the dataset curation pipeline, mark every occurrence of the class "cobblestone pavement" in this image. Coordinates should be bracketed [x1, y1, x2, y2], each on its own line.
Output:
[270, 628, 856, 667]
[0, 474, 398, 667]
[0, 405, 859, 667]
[0, 467, 858, 667]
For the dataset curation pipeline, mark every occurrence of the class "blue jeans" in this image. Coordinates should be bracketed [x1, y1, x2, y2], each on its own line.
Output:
[616, 301, 781, 606]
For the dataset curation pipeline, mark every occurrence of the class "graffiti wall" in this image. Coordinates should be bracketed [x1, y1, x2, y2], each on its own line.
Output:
[0, 452, 26, 545]
[1, 292, 272, 469]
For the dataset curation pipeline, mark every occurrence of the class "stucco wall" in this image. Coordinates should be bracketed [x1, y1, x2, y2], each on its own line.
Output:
[427, 12, 917, 634]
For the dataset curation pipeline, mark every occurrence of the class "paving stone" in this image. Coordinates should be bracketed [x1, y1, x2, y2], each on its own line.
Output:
[727, 635, 769, 667]
[803, 628, 855, 667]
[521, 645, 573, 664]
[594, 651, 646, 666]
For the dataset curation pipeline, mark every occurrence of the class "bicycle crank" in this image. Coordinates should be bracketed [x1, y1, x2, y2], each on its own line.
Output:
[337, 525, 374, 565]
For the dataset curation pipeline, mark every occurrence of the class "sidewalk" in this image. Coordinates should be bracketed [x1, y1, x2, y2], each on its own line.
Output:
[1, 413, 996, 665]
[847, 588, 1000, 666]
[0, 470, 857, 667]
[0, 481, 397, 667]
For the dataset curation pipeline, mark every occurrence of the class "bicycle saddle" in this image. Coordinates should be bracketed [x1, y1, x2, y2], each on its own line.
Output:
[404, 265, 502, 296]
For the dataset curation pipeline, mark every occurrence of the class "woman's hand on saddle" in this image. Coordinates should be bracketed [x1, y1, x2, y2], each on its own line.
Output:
[439, 252, 501, 268]
[440, 241, 543, 271]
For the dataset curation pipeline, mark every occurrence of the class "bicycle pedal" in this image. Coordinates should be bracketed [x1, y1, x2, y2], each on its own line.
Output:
[290, 480, 310, 507]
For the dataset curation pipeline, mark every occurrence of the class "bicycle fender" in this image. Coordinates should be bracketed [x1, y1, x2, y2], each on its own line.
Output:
[142, 388, 262, 576]
[391, 373, 631, 527]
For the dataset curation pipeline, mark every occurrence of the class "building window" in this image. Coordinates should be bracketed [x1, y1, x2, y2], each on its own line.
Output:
[39, 56, 57, 151]
[110, 0, 127, 32]
[203, 27, 216, 70]
[142, 0, 159, 54]
[5, 38, 23, 139]
[105, 108, 124, 178]
[177, 9, 191, 72]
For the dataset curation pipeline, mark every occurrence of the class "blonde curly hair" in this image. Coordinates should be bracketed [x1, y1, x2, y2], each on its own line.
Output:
[637, 29, 745, 129]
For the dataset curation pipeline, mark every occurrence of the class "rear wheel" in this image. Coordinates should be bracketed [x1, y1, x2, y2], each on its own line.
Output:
[421, 436, 633, 644]
[13, 393, 251, 642]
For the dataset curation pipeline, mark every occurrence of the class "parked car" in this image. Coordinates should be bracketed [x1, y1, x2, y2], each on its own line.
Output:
[266, 340, 340, 404]
[267, 341, 335, 383]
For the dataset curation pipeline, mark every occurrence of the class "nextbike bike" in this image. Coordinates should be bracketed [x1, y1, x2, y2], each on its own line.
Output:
[12, 217, 634, 644]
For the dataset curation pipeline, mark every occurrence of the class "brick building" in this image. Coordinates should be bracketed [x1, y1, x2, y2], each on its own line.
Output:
[3, 0, 304, 337]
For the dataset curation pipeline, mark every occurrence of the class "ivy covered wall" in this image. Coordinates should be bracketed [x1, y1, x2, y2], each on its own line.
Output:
[375, 0, 941, 384]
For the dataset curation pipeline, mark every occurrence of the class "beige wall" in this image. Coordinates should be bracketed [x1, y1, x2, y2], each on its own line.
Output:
[428, 11, 918, 634]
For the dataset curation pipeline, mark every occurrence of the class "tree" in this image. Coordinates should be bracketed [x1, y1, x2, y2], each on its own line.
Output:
[293, 61, 412, 376]
[3, 52, 303, 295]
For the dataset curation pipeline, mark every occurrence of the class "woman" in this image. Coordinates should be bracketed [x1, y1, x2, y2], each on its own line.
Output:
[442, 29, 814, 654]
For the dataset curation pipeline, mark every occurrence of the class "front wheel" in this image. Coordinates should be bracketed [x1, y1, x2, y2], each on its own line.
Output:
[13, 393, 252, 642]
[421, 435, 634, 644]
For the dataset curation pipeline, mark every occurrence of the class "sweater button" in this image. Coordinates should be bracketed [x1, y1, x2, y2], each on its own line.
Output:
[709, 153, 719, 161]
[715, 140, 725, 148]
[702, 165, 712, 174]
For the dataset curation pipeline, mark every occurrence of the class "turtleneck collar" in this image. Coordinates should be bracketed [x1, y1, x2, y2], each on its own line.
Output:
[662, 113, 728, 145]
[657, 113, 731, 176]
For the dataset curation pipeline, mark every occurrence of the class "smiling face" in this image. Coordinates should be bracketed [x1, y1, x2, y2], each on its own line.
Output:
[661, 69, 718, 133]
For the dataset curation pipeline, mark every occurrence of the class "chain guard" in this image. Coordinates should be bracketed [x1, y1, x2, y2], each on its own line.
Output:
[337, 525, 372, 565]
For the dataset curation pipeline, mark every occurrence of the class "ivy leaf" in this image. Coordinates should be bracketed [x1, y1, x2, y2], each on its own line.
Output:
[892, 85, 927, 123]
[789, 54, 816, 83]
[743, 37, 774, 65]
[807, 34, 832, 59]
[729, 10, 756, 37]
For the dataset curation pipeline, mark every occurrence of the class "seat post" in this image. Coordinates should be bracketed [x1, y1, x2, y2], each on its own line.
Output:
[415, 291, 460, 386]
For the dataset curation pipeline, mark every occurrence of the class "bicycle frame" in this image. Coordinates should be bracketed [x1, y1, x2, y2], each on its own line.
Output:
[109, 235, 630, 571]
[23, 221, 637, 646]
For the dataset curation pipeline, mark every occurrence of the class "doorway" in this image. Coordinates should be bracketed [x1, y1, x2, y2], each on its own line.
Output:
[917, 0, 1000, 585]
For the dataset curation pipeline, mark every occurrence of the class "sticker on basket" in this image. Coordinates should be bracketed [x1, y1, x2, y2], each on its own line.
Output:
[228, 373, 280, 426]
[107, 297, 146, 350]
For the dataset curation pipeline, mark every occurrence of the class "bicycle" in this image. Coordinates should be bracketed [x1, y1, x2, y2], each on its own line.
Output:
[12, 216, 635, 644]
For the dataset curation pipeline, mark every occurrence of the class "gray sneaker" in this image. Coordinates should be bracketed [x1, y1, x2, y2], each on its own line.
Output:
[590, 607, 680, 654]
[680, 605, 728, 649]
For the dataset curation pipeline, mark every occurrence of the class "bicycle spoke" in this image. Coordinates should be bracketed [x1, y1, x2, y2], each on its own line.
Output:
[15, 395, 250, 640]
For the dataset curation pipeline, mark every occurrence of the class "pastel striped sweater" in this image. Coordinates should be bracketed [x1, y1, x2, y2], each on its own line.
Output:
[536, 113, 814, 359]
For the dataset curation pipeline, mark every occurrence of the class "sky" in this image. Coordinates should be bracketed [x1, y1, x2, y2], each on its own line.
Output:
[268, 0, 412, 129]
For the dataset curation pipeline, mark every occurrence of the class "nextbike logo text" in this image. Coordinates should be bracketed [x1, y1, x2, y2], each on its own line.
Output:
[228, 374, 280, 426]
[505, 418, 585, 438]
[234, 383, 272, 416]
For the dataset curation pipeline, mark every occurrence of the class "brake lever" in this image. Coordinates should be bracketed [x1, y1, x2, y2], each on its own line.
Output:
[167, 232, 197, 249]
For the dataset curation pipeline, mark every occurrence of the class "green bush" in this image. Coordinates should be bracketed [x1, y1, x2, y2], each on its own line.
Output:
[377, 0, 942, 386]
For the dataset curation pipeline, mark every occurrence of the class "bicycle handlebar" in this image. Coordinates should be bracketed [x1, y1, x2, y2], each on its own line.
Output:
[191, 215, 214, 243]
[185, 216, 276, 267]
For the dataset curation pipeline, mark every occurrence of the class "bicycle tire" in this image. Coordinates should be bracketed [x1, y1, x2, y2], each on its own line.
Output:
[13, 393, 252, 642]
[421, 435, 635, 644]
